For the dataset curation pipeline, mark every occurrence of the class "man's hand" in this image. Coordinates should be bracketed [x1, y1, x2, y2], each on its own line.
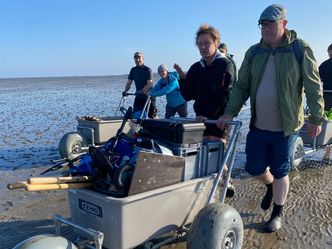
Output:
[307, 123, 322, 139]
[216, 114, 233, 130]
[195, 115, 207, 122]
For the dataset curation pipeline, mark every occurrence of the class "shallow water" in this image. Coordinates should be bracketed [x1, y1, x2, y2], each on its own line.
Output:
[0, 76, 250, 170]
[0, 75, 327, 171]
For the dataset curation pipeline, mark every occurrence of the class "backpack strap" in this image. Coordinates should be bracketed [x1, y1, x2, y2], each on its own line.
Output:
[248, 38, 303, 65]
[291, 38, 303, 65]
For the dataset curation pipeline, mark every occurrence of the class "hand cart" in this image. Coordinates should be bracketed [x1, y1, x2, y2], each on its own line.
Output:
[13, 120, 244, 249]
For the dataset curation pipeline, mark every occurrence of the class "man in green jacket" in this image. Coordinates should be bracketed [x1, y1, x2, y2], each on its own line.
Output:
[217, 4, 324, 232]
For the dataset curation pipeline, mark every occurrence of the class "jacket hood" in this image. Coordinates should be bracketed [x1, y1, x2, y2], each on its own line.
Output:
[284, 29, 298, 44]
[199, 50, 226, 68]
[260, 29, 298, 47]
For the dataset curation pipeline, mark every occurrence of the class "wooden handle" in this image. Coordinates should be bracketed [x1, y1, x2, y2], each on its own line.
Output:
[27, 176, 93, 185]
[25, 182, 94, 191]
[7, 181, 27, 190]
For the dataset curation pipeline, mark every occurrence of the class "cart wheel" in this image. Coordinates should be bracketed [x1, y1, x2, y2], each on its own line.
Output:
[187, 203, 243, 249]
[13, 234, 78, 249]
[58, 132, 86, 160]
[291, 136, 304, 171]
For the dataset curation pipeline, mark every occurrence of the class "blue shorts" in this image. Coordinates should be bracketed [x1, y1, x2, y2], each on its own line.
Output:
[245, 127, 297, 179]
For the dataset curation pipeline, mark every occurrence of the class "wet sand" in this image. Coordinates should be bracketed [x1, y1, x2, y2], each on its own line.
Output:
[1, 160, 331, 249]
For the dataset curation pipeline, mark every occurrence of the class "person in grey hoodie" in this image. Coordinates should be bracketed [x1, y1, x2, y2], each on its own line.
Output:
[150, 64, 187, 119]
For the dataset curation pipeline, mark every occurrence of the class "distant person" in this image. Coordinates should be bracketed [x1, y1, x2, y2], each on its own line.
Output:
[319, 43, 332, 161]
[319, 43, 332, 110]
[216, 4, 324, 232]
[150, 64, 187, 119]
[179, 24, 235, 196]
[218, 43, 238, 83]
[123, 52, 158, 119]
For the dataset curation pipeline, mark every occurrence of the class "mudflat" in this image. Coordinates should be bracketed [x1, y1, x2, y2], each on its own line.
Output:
[1, 161, 331, 249]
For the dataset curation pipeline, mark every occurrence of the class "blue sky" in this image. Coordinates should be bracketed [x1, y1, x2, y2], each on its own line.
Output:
[1, 0, 332, 78]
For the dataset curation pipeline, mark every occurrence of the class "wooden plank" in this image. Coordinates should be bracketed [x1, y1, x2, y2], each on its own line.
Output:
[128, 151, 185, 196]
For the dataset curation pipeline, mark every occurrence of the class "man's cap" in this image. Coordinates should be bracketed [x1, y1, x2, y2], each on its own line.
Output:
[158, 64, 168, 73]
[218, 43, 228, 51]
[134, 52, 143, 58]
[258, 4, 287, 23]
[328, 43, 332, 51]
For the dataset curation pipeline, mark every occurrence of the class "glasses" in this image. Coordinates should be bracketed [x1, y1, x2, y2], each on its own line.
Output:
[258, 20, 277, 29]
[197, 41, 213, 48]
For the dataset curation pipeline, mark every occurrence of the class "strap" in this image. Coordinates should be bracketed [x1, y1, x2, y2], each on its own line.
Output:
[249, 38, 303, 65]
[291, 38, 303, 65]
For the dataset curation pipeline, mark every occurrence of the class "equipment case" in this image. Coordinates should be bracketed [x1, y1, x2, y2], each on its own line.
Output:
[141, 119, 206, 144]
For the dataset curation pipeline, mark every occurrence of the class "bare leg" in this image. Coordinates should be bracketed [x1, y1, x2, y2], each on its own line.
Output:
[272, 175, 289, 205]
[254, 168, 274, 185]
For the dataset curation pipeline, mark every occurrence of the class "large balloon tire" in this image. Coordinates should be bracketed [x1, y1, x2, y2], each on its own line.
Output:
[291, 136, 304, 171]
[13, 234, 78, 249]
[58, 132, 86, 160]
[187, 203, 243, 249]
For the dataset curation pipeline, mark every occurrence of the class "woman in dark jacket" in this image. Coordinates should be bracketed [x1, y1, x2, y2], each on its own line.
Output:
[179, 24, 235, 197]
[179, 24, 234, 140]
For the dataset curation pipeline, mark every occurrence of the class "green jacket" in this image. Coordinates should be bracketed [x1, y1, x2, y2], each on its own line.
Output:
[224, 29, 324, 135]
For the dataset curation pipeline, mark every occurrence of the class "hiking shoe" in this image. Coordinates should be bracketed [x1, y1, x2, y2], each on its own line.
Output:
[263, 216, 282, 233]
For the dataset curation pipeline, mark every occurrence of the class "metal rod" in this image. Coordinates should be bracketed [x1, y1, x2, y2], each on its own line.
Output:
[53, 215, 104, 249]
[207, 121, 242, 204]
[115, 96, 126, 116]
[219, 131, 240, 203]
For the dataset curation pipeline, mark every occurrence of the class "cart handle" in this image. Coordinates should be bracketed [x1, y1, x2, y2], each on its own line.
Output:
[54, 215, 104, 249]
[122, 92, 136, 97]
[206, 120, 242, 204]
[122, 91, 147, 97]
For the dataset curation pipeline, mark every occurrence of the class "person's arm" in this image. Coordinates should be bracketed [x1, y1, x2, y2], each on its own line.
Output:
[302, 44, 324, 138]
[174, 63, 187, 79]
[142, 79, 153, 95]
[124, 79, 133, 92]
[150, 80, 162, 96]
[302, 44, 324, 124]
[214, 58, 235, 117]
[142, 67, 154, 95]
[150, 75, 179, 97]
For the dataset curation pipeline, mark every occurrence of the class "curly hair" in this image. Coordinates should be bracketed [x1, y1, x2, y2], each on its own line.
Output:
[195, 24, 221, 46]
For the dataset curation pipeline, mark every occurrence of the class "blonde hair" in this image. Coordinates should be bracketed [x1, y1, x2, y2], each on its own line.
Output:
[195, 24, 221, 46]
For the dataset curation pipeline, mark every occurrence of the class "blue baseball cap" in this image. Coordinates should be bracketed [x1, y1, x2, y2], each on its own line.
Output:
[258, 4, 287, 23]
